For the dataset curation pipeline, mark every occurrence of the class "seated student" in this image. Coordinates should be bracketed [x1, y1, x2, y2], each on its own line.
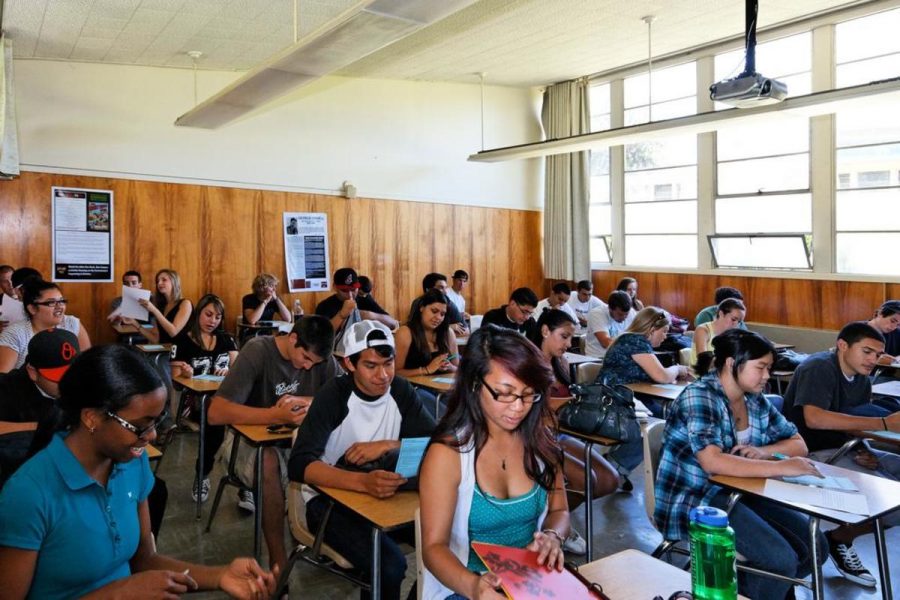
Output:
[357, 275, 399, 330]
[866, 300, 900, 365]
[109, 270, 143, 317]
[0, 345, 274, 600]
[419, 325, 570, 600]
[0, 265, 16, 334]
[9, 267, 42, 298]
[568, 279, 605, 328]
[418, 273, 467, 337]
[598, 306, 690, 387]
[207, 316, 339, 573]
[782, 321, 900, 588]
[655, 329, 825, 600]
[288, 321, 436, 600]
[615, 276, 644, 311]
[445, 269, 470, 321]
[690, 298, 747, 367]
[535, 282, 579, 323]
[584, 290, 635, 358]
[0, 279, 92, 373]
[170, 294, 239, 503]
[695, 286, 748, 329]
[242, 272, 293, 326]
[481, 287, 539, 338]
[395, 289, 460, 379]
[316, 267, 396, 343]
[528, 310, 618, 554]
[134, 269, 193, 345]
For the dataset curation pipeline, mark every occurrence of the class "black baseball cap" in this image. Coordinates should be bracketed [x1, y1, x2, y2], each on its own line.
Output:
[26, 328, 80, 382]
[333, 267, 360, 291]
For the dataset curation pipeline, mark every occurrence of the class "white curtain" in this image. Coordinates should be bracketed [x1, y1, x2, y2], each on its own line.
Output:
[0, 37, 20, 178]
[541, 78, 590, 281]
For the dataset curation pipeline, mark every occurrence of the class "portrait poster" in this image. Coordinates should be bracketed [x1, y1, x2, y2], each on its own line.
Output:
[51, 186, 113, 282]
[283, 212, 330, 292]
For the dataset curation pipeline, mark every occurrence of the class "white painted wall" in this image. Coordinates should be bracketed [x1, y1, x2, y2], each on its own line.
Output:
[15, 59, 544, 210]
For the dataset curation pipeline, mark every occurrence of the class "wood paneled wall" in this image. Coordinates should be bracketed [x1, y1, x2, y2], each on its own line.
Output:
[1, 171, 543, 344]
[574, 270, 899, 331]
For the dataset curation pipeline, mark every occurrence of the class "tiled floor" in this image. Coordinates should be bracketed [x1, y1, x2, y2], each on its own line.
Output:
[154, 433, 898, 599]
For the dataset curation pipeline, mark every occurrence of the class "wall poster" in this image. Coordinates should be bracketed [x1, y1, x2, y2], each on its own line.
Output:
[283, 212, 330, 292]
[51, 186, 113, 282]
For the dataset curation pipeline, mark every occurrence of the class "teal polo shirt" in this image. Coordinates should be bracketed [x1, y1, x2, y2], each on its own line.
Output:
[0, 433, 154, 599]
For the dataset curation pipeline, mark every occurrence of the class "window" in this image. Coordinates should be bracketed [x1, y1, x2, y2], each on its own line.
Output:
[836, 8, 900, 87]
[589, 83, 612, 264]
[709, 235, 811, 269]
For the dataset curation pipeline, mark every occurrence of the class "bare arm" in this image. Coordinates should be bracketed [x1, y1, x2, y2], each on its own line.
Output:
[694, 326, 710, 355]
[0, 421, 37, 435]
[273, 297, 293, 322]
[360, 310, 399, 330]
[0, 547, 37, 599]
[155, 300, 192, 340]
[77, 325, 92, 351]
[393, 327, 418, 378]
[803, 404, 900, 433]
[696, 443, 820, 478]
[594, 330, 613, 349]
[0, 346, 19, 373]
[243, 298, 267, 325]
[303, 460, 406, 498]
[632, 353, 681, 384]
[207, 394, 308, 426]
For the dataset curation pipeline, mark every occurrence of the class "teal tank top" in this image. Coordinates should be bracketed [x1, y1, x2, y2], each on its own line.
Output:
[466, 481, 548, 572]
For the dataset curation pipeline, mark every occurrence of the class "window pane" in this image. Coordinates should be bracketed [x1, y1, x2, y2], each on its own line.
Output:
[624, 62, 696, 109]
[625, 200, 697, 234]
[836, 8, 900, 64]
[837, 108, 900, 147]
[836, 144, 900, 189]
[836, 189, 900, 231]
[591, 114, 611, 132]
[589, 202, 612, 235]
[710, 236, 810, 269]
[837, 232, 900, 276]
[716, 194, 811, 233]
[590, 175, 610, 206]
[717, 118, 808, 161]
[590, 83, 611, 115]
[625, 167, 697, 203]
[591, 150, 610, 176]
[624, 107, 649, 126]
[625, 235, 697, 268]
[590, 237, 611, 263]
[717, 154, 809, 195]
[626, 135, 697, 171]
[836, 54, 900, 87]
[714, 33, 811, 81]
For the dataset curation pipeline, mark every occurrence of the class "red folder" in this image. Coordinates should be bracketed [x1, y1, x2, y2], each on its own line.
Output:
[471, 542, 606, 599]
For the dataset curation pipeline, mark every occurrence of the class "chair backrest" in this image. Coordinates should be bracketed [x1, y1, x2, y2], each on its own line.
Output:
[764, 393, 784, 414]
[575, 361, 603, 384]
[679, 347, 692, 366]
[641, 419, 667, 528]
[415, 507, 424, 600]
[469, 315, 483, 332]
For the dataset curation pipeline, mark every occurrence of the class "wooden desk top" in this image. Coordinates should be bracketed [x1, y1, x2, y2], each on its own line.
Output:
[557, 426, 620, 446]
[563, 352, 602, 365]
[136, 343, 172, 354]
[627, 382, 687, 401]
[231, 424, 295, 445]
[172, 373, 222, 393]
[407, 374, 455, 393]
[314, 485, 419, 532]
[773, 342, 795, 350]
[146, 445, 162, 460]
[711, 460, 900, 525]
[853, 429, 900, 447]
[112, 323, 139, 335]
[580, 549, 750, 600]
[238, 320, 293, 333]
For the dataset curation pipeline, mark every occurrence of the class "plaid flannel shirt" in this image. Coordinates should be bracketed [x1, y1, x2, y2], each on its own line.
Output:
[653, 372, 798, 541]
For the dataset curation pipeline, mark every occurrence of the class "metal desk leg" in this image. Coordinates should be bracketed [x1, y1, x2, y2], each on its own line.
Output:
[874, 518, 893, 600]
[195, 393, 207, 519]
[809, 517, 823, 600]
[255, 446, 263, 561]
[584, 440, 594, 562]
[371, 528, 382, 600]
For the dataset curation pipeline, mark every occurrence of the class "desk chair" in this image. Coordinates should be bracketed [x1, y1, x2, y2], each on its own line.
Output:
[641, 419, 689, 563]
[575, 362, 602, 384]
[469, 315, 483, 332]
[678, 347, 691, 367]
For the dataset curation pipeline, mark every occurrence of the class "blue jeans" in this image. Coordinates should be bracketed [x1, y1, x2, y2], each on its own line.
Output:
[306, 494, 409, 600]
[709, 491, 827, 599]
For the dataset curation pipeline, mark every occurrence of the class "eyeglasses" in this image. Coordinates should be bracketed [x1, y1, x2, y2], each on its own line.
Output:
[33, 298, 68, 308]
[480, 377, 542, 404]
[515, 302, 535, 319]
[106, 411, 165, 439]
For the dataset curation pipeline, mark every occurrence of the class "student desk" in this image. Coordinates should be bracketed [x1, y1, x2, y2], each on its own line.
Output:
[579, 549, 751, 600]
[563, 352, 602, 382]
[146, 444, 162, 473]
[627, 382, 687, 416]
[773, 342, 796, 350]
[136, 343, 172, 367]
[311, 485, 419, 600]
[237, 320, 293, 346]
[406, 374, 455, 394]
[207, 424, 293, 560]
[711, 461, 900, 600]
[172, 373, 223, 519]
[556, 423, 620, 562]
[111, 322, 138, 336]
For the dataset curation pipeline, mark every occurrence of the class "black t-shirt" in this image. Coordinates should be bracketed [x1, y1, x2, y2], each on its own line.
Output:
[884, 329, 900, 357]
[356, 294, 389, 316]
[242, 293, 279, 322]
[173, 331, 237, 376]
[482, 305, 536, 338]
[0, 368, 53, 423]
[315, 294, 345, 319]
[408, 293, 464, 326]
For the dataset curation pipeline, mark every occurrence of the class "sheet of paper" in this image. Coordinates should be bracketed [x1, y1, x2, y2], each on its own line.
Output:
[193, 374, 225, 382]
[764, 479, 870, 515]
[872, 380, 900, 397]
[140, 344, 166, 351]
[118, 286, 151, 320]
[654, 384, 684, 391]
[633, 399, 652, 417]
[432, 376, 455, 384]
[395, 437, 429, 478]
[0, 294, 26, 323]
[782, 475, 859, 492]
[865, 429, 900, 441]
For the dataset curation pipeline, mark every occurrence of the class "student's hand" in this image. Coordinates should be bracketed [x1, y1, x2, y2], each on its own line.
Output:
[119, 316, 138, 327]
[107, 310, 122, 324]
[274, 395, 311, 425]
[363, 470, 407, 498]
[171, 361, 193, 377]
[218, 557, 276, 600]
[344, 440, 393, 465]
[854, 449, 880, 470]
[451, 323, 468, 337]
[139, 299, 160, 317]
[527, 530, 565, 571]
[729, 445, 769, 460]
[876, 353, 896, 366]
[427, 353, 450, 374]
[214, 366, 229, 377]
[778, 456, 823, 478]
[264, 289, 276, 304]
[122, 569, 198, 598]
[471, 572, 506, 600]
[462, 312, 471, 320]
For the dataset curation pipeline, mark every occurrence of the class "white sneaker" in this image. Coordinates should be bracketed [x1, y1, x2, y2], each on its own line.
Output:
[563, 528, 587, 555]
[237, 489, 256, 513]
[191, 477, 210, 503]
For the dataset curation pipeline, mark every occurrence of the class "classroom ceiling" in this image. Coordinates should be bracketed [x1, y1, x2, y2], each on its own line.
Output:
[3, 0, 869, 87]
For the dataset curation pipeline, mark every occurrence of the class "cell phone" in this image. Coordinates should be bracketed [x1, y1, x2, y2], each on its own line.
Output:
[266, 424, 298, 434]
[445, 353, 459, 361]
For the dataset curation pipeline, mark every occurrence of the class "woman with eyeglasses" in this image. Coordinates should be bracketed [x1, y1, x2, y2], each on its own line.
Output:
[242, 273, 293, 326]
[0, 344, 275, 599]
[419, 325, 570, 600]
[0, 278, 92, 373]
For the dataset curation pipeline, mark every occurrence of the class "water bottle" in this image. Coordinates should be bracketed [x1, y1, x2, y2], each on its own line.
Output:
[293, 299, 303, 323]
[689, 506, 737, 600]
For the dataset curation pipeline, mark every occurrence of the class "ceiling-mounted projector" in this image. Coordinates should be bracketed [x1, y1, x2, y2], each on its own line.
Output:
[710, 0, 787, 108]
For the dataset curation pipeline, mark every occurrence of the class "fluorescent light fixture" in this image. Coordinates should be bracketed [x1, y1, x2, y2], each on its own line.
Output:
[469, 77, 900, 162]
[175, 0, 477, 129]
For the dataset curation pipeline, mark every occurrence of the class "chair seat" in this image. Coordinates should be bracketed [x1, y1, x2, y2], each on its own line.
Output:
[287, 483, 354, 569]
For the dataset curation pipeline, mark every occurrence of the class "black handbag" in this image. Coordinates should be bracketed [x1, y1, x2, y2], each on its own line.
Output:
[557, 382, 641, 442]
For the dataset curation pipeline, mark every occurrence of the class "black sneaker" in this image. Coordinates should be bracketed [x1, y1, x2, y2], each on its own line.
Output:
[827, 534, 876, 588]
